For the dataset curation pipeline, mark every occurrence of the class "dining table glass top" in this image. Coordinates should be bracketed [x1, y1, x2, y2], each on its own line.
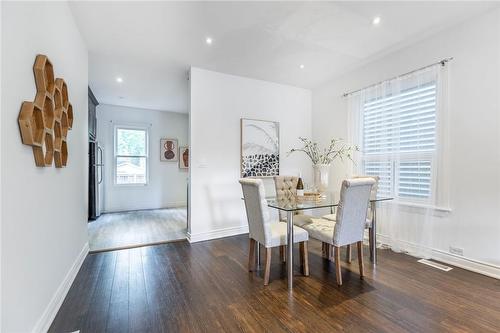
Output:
[264, 192, 393, 211]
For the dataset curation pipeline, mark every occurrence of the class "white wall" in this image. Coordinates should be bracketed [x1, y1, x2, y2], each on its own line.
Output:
[189, 67, 312, 242]
[97, 104, 188, 212]
[1, 2, 89, 332]
[312, 9, 500, 275]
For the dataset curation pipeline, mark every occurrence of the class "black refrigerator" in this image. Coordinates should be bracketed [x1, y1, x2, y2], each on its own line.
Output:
[89, 141, 103, 220]
[88, 87, 101, 220]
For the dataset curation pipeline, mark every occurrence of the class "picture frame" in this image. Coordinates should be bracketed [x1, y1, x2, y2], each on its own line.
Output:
[160, 138, 178, 162]
[240, 118, 280, 178]
[179, 146, 189, 169]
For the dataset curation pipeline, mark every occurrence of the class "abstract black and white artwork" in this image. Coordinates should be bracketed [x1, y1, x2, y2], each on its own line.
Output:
[241, 118, 279, 177]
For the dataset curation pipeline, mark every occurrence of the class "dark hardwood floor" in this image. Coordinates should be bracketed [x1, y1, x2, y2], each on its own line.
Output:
[49, 235, 500, 333]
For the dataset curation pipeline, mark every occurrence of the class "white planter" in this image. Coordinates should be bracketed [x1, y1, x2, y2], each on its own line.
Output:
[313, 164, 330, 193]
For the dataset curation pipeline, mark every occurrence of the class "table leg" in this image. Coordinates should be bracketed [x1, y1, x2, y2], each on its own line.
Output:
[256, 242, 260, 267]
[287, 211, 294, 290]
[370, 201, 377, 264]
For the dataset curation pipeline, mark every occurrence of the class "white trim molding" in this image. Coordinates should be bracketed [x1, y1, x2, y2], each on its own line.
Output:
[32, 242, 89, 333]
[187, 225, 249, 243]
[377, 234, 500, 280]
[102, 203, 187, 214]
[431, 249, 500, 280]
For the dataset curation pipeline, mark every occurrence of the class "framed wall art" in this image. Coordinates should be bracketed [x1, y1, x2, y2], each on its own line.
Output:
[160, 138, 178, 162]
[240, 118, 279, 177]
[179, 146, 189, 169]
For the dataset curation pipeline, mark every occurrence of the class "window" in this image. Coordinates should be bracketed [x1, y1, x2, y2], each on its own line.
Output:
[361, 81, 436, 202]
[114, 126, 148, 185]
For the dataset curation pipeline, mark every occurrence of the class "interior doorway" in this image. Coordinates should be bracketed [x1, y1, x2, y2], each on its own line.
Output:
[87, 88, 189, 252]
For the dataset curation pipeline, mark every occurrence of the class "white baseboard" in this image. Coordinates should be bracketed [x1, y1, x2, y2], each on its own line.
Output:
[102, 202, 187, 214]
[187, 225, 249, 243]
[32, 242, 89, 333]
[431, 248, 500, 280]
[377, 234, 500, 280]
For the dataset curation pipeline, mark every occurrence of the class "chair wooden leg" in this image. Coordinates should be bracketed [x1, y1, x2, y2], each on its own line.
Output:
[322, 242, 326, 258]
[334, 246, 342, 286]
[299, 242, 309, 276]
[280, 245, 286, 263]
[248, 239, 256, 272]
[304, 242, 310, 276]
[264, 248, 272, 285]
[346, 244, 352, 263]
[357, 241, 364, 278]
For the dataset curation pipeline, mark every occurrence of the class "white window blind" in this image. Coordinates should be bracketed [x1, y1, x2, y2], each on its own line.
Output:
[361, 82, 437, 201]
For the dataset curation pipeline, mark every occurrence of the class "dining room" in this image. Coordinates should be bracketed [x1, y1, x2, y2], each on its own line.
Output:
[53, 3, 499, 332]
[4, 1, 500, 332]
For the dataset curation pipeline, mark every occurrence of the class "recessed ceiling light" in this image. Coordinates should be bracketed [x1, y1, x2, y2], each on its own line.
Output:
[116, 77, 123, 83]
[372, 16, 381, 26]
[299, 64, 305, 69]
[205, 37, 213, 45]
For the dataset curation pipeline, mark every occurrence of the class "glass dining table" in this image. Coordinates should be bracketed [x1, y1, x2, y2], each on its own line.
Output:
[256, 193, 393, 290]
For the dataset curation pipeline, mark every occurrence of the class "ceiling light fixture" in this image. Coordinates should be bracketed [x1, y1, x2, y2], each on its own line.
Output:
[372, 16, 381, 26]
[205, 37, 213, 45]
[299, 64, 305, 69]
[116, 77, 123, 83]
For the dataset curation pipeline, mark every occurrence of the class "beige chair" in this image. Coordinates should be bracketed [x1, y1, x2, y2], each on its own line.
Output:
[273, 176, 315, 262]
[302, 178, 375, 285]
[322, 175, 379, 262]
[273, 176, 315, 227]
[240, 178, 309, 285]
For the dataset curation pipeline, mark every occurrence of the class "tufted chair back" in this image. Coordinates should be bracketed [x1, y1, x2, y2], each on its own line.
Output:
[333, 178, 375, 247]
[273, 176, 299, 220]
[354, 175, 380, 220]
[274, 176, 298, 200]
[239, 178, 272, 246]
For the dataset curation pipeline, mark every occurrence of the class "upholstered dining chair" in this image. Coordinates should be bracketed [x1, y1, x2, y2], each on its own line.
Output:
[273, 176, 314, 262]
[240, 178, 310, 285]
[322, 175, 379, 263]
[302, 178, 375, 285]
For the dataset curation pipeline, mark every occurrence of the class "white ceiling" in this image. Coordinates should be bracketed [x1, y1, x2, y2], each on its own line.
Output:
[70, 1, 497, 113]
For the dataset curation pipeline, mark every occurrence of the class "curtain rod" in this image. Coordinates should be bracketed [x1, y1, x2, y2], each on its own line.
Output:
[342, 57, 453, 98]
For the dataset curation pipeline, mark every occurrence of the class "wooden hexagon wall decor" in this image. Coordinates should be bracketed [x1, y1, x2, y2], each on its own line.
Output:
[18, 54, 74, 168]
[55, 78, 69, 109]
[33, 55, 55, 95]
[33, 131, 54, 167]
[18, 102, 44, 146]
[61, 111, 69, 138]
[61, 140, 68, 167]
[67, 103, 73, 129]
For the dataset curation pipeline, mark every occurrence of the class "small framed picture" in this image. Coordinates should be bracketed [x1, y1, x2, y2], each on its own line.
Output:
[160, 138, 178, 162]
[179, 146, 189, 169]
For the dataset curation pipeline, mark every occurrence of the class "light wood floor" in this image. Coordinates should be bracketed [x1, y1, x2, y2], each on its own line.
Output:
[50, 235, 500, 333]
[88, 208, 187, 252]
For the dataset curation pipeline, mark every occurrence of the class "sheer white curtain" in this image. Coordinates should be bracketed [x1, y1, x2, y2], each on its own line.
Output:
[347, 64, 450, 258]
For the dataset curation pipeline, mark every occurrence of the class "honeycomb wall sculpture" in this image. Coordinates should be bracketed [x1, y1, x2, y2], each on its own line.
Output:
[18, 55, 74, 167]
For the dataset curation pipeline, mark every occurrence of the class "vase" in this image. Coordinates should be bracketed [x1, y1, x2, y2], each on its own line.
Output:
[313, 164, 330, 194]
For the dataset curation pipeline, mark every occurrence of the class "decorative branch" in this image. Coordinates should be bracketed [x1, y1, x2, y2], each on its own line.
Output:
[287, 137, 359, 165]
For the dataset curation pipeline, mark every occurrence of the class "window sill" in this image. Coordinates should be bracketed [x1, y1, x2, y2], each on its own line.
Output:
[114, 183, 149, 187]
